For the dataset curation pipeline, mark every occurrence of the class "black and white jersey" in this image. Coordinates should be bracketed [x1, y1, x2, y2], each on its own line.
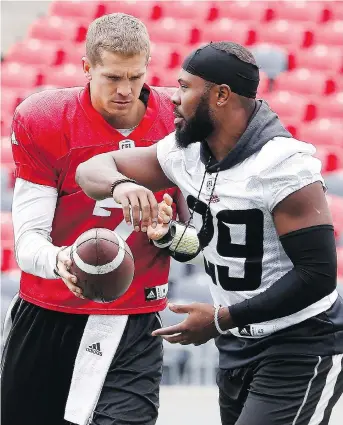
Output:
[157, 133, 339, 340]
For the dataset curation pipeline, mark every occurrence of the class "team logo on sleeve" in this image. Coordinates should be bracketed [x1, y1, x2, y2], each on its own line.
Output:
[119, 139, 135, 150]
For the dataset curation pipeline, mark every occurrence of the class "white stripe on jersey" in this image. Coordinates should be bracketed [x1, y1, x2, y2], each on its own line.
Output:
[292, 356, 322, 425]
[308, 354, 343, 425]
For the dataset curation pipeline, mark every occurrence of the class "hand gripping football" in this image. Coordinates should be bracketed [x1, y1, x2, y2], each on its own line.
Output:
[69, 228, 134, 302]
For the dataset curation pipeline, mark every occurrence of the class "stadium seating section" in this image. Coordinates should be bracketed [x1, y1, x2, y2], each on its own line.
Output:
[1, 1, 343, 284]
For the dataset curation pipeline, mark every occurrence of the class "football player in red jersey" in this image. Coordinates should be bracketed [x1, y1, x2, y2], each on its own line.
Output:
[1, 13, 188, 425]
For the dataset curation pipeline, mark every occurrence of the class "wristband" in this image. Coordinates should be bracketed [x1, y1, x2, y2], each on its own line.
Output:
[153, 220, 200, 262]
[110, 178, 137, 197]
[214, 305, 230, 335]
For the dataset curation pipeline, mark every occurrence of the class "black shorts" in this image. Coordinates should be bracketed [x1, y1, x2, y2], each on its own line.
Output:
[1, 297, 163, 425]
[217, 353, 343, 425]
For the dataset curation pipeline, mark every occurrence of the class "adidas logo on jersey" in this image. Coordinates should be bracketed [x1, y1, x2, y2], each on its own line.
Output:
[86, 342, 102, 356]
[144, 284, 168, 302]
[146, 290, 157, 300]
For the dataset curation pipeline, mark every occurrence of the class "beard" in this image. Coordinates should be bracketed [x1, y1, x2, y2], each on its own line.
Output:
[175, 94, 215, 149]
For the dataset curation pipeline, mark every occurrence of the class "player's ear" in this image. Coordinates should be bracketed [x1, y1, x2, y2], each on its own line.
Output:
[82, 57, 92, 81]
[216, 84, 231, 107]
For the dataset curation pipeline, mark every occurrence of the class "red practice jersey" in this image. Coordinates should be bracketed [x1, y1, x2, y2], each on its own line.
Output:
[12, 84, 178, 315]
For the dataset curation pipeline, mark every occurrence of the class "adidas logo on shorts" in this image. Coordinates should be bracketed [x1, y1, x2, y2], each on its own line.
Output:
[86, 342, 102, 356]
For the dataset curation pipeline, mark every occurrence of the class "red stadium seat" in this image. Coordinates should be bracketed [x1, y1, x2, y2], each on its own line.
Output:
[1, 89, 24, 115]
[148, 18, 200, 45]
[159, 1, 213, 21]
[0, 212, 16, 273]
[42, 64, 87, 88]
[150, 43, 182, 69]
[1, 136, 16, 188]
[28, 16, 87, 43]
[315, 93, 343, 120]
[103, 1, 160, 21]
[330, 2, 343, 20]
[200, 19, 256, 45]
[315, 145, 343, 173]
[273, 69, 336, 96]
[266, 91, 316, 122]
[276, 116, 300, 138]
[271, 1, 331, 23]
[289, 45, 343, 73]
[1, 63, 43, 88]
[1, 136, 14, 167]
[1, 113, 13, 137]
[314, 21, 343, 46]
[5, 39, 64, 67]
[331, 75, 343, 93]
[0, 245, 18, 273]
[49, 0, 105, 21]
[337, 248, 343, 278]
[326, 195, 343, 242]
[297, 119, 343, 146]
[60, 42, 86, 66]
[0, 211, 14, 241]
[212, 1, 274, 22]
[256, 21, 314, 48]
[147, 67, 179, 88]
[257, 71, 269, 96]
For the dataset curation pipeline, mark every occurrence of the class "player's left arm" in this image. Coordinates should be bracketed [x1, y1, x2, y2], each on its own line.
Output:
[272, 181, 333, 234]
[227, 181, 337, 329]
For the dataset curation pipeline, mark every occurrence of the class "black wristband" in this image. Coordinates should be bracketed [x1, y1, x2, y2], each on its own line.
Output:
[110, 178, 137, 197]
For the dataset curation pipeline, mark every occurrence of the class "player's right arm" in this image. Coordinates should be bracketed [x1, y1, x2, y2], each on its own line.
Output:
[76, 144, 173, 199]
[11, 104, 82, 297]
[76, 133, 176, 231]
[77, 131, 202, 261]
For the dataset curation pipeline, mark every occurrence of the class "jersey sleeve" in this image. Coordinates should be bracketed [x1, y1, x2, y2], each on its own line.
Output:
[11, 95, 60, 188]
[156, 132, 179, 184]
[261, 151, 325, 212]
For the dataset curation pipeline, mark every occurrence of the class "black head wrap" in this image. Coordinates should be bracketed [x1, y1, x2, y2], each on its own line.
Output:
[182, 43, 259, 98]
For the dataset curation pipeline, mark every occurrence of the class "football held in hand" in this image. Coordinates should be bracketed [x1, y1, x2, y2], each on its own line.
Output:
[70, 228, 134, 302]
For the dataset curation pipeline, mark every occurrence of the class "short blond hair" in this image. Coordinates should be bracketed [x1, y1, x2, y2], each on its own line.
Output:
[86, 13, 150, 65]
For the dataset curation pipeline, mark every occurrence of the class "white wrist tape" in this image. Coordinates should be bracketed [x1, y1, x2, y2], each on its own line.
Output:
[153, 221, 200, 262]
